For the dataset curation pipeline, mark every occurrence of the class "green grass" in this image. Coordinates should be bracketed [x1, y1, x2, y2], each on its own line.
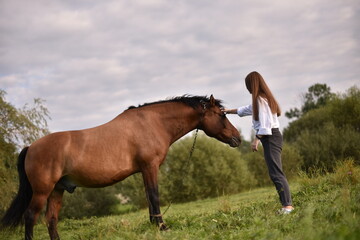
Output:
[1, 169, 360, 240]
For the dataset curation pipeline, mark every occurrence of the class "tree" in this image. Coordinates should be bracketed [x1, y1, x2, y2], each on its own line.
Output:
[0, 90, 50, 148]
[285, 83, 335, 119]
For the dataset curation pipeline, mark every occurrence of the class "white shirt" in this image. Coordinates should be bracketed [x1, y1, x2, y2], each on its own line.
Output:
[236, 97, 280, 135]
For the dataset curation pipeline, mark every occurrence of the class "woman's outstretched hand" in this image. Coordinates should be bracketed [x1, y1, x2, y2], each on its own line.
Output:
[251, 138, 260, 152]
[221, 109, 236, 114]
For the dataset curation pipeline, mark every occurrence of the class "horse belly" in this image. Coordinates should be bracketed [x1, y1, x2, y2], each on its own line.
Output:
[67, 148, 139, 188]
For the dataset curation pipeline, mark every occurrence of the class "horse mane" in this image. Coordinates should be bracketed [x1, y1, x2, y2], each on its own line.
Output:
[127, 95, 224, 110]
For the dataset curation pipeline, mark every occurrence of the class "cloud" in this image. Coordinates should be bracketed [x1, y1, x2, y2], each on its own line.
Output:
[0, 0, 359, 139]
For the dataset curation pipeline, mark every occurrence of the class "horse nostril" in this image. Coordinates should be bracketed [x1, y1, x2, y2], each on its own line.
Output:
[231, 136, 241, 147]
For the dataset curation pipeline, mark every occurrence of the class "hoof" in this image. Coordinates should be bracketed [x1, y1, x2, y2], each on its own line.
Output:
[159, 222, 169, 231]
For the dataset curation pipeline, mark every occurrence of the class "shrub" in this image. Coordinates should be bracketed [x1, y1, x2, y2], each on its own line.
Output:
[61, 187, 119, 219]
[243, 143, 303, 187]
[242, 147, 270, 187]
[281, 144, 304, 179]
[116, 133, 257, 208]
[295, 123, 360, 172]
[0, 140, 18, 216]
[0, 166, 17, 217]
[283, 86, 360, 172]
[160, 134, 256, 203]
[115, 173, 146, 208]
[329, 86, 360, 131]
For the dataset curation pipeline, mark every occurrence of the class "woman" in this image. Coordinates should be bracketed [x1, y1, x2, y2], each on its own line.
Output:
[224, 71, 294, 214]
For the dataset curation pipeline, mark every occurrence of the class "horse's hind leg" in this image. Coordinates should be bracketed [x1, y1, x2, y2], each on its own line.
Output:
[46, 188, 64, 240]
[24, 193, 48, 240]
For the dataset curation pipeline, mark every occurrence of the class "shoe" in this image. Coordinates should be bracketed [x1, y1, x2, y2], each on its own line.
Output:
[278, 207, 294, 215]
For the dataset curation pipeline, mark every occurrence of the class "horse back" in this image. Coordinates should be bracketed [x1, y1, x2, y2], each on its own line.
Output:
[24, 108, 171, 188]
[25, 117, 144, 187]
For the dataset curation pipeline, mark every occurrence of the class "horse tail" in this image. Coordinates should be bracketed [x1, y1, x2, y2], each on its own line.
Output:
[1, 147, 33, 228]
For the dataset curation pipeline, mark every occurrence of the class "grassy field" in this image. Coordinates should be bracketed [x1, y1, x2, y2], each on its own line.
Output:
[1, 163, 360, 240]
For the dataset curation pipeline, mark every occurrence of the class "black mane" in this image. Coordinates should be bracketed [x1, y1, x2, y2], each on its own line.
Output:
[127, 95, 224, 110]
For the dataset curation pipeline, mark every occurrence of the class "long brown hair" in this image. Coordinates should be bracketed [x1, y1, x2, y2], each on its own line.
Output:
[245, 71, 281, 121]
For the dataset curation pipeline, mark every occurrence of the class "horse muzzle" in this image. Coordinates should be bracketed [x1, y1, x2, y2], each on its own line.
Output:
[229, 136, 241, 147]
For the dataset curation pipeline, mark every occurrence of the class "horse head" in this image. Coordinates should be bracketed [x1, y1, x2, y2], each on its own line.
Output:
[198, 95, 241, 147]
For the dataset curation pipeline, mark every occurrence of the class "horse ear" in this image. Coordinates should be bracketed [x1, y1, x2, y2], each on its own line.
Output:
[209, 94, 216, 106]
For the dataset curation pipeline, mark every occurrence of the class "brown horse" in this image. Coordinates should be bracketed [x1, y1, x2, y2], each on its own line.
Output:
[1, 95, 241, 240]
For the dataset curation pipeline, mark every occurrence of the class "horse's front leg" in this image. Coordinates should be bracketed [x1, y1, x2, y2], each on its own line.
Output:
[141, 166, 168, 230]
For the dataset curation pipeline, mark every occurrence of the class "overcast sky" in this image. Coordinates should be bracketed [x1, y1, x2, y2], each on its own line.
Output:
[1, 0, 359, 141]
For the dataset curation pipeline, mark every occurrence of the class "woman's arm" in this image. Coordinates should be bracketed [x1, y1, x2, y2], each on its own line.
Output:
[222, 108, 237, 114]
[223, 105, 253, 116]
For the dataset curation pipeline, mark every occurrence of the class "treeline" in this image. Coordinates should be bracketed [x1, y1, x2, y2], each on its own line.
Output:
[0, 84, 359, 219]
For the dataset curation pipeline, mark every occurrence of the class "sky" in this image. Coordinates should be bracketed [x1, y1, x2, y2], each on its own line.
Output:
[1, 0, 359, 141]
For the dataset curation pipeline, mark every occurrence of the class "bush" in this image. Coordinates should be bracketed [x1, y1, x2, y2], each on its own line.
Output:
[243, 143, 303, 187]
[61, 187, 119, 219]
[0, 139, 18, 216]
[116, 133, 257, 208]
[0, 167, 17, 217]
[242, 147, 270, 187]
[330, 86, 360, 131]
[281, 144, 304, 179]
[283, 86, 360, 172]
[295, 123, 360, 172]
[161, 134, 256, 203]
[115, 173, 145, 208]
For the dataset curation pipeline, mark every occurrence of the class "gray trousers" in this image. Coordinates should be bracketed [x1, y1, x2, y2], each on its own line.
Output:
[260, 128, 292, 206]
